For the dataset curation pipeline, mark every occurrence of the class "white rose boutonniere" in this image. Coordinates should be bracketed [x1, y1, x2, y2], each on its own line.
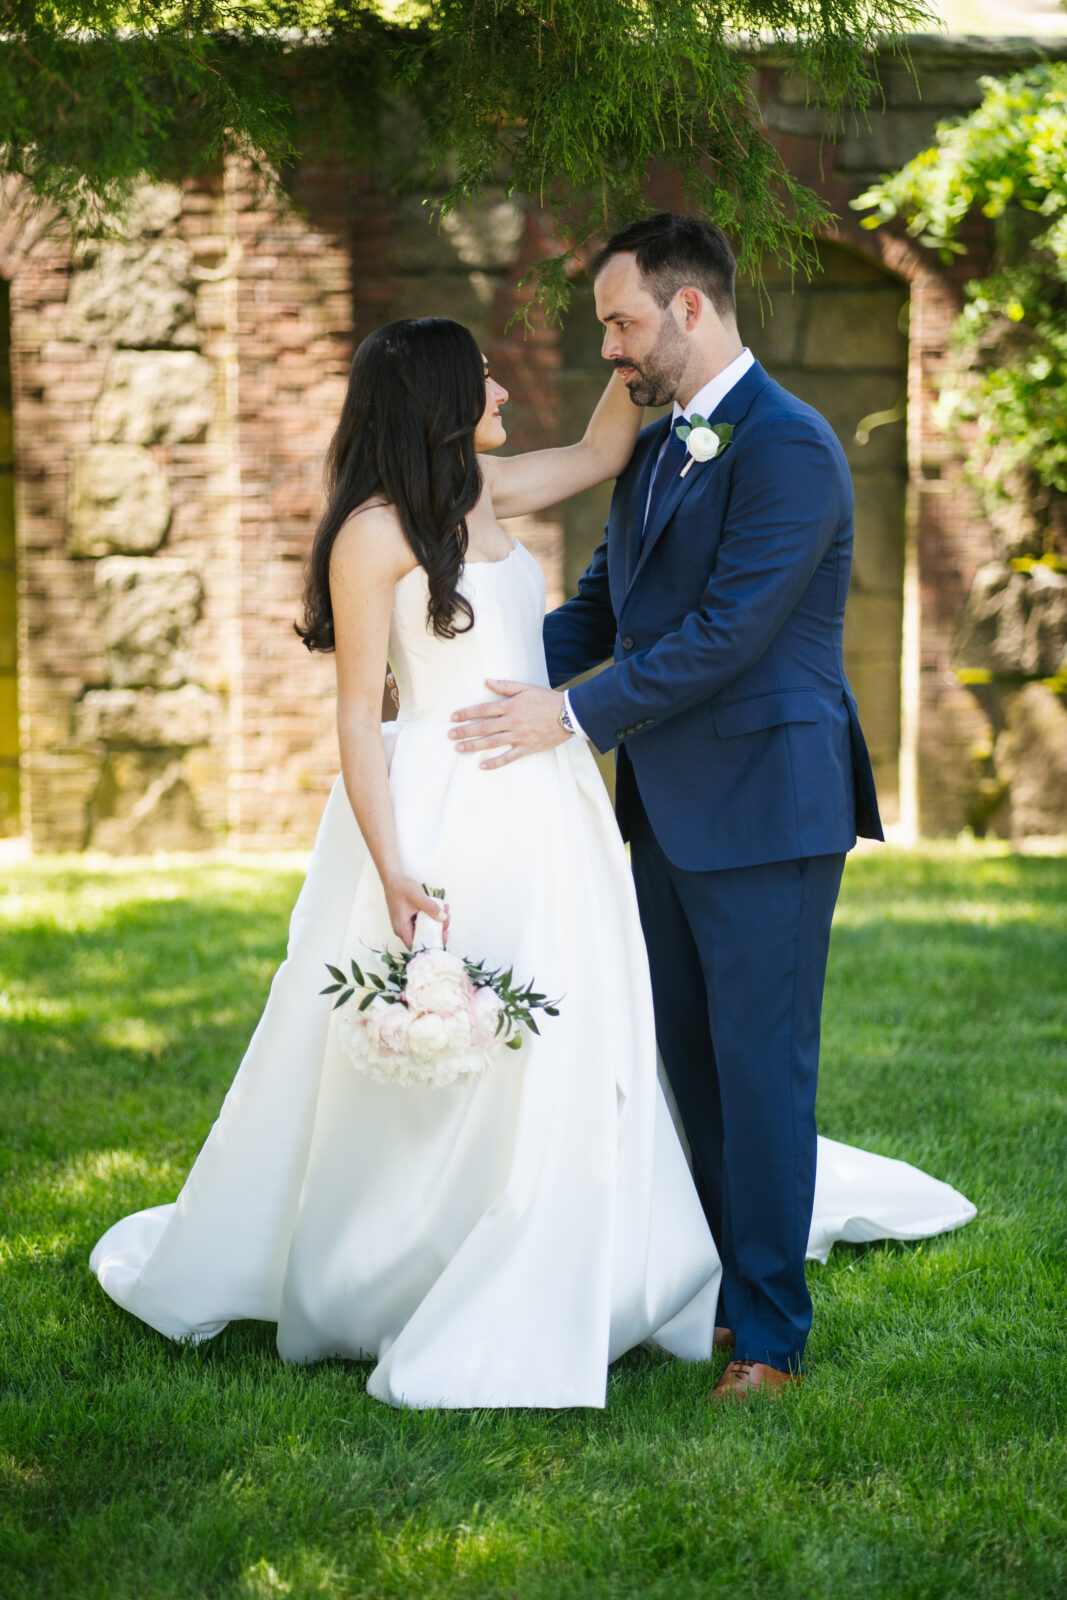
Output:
[675, 415, 735, 478]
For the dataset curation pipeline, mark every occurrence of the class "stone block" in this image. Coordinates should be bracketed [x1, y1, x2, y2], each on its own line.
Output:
[761, 103, 834, 140]
[387, 191, 524, 274]
[774, 370, 906, 469]
[851, 471, 907, 593]
[75, 684, 216, 749]
[440, 198, 525, 272]
[0, 671, 17, 757]
[999, 683, 1067, 837]
[1028, 563, 1067, 675]
[92, 352, 216, 446]
[69, 445, 172, 558]
[981, 472, 1044, 561]
[736, 288, 802, 366]
[841, 649, 901, 766]
[835, 109, 945, 175]
[86, 751, 212, 852]
[801, 290, 908, 372]
[844, 591, 904, 671]
[122, 180, 185, 236]
[0, 763, 18, 835]
[95, 555, 203, 688]
[391, 275, 495, 353]
[0, 471, 14, 561]
[879, 66, 986, 111]
[60, 239, 198, 348]
[0, 573, 16, 671]
[954, 562, 1067, 678]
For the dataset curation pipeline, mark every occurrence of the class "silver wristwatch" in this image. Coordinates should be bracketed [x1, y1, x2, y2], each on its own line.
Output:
[558, 700, 576, 737]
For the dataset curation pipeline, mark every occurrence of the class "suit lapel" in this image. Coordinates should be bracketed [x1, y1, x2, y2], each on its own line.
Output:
[624, 361, 772, 602]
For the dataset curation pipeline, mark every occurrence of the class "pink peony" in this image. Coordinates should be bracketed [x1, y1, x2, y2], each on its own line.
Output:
[468, 985, 506, 1048]
[404, 949, 473, 1018]
[365, 1002, 412, 1057]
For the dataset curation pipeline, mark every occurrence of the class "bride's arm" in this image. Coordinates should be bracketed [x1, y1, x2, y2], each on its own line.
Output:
[480, 371, 642, 519]
[330, 513, 446, 948]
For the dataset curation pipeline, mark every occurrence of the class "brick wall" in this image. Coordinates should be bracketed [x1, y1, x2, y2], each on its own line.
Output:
[3, 35, 1065, 850]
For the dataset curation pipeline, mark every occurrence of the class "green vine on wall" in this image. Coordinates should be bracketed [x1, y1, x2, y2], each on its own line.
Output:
[856, 62, 1067, 553]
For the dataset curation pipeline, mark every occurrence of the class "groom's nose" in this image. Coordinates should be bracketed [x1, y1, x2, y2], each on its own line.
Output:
[602, 329, 622, 361]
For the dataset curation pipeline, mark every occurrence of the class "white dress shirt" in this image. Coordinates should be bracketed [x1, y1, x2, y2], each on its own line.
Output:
[563, 347, 754, 741]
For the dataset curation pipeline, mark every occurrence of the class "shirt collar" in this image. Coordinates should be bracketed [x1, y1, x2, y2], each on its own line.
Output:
[672, 348, 754, 424]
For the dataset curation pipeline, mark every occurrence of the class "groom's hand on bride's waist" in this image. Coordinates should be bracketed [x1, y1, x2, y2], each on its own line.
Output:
[450, 681, 570, 768]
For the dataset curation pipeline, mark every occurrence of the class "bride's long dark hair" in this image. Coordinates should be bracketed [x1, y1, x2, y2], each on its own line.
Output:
[296, 317, 484, 651]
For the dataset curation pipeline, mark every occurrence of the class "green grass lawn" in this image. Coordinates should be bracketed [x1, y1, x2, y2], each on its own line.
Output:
[1, 846, 1065, 1600]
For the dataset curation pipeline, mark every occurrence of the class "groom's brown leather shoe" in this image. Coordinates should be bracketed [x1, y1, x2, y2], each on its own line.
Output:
[713, 1326, 735, 1353]
[709, 1360, 800, 1402]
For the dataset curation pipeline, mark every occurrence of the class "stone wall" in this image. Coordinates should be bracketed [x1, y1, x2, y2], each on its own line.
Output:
[0, 277, 16, 834]
[1, 165, 354, 852]
[3, 34, 1066, 851]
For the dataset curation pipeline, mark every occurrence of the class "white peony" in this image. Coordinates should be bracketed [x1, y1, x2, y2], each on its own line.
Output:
[365, 1002, 412, 1056]
[404, 949, 473, 1018]
[685, 425, 722, 462]
[468, 985, 506, 1048]
[407, 1008, 472, 1060]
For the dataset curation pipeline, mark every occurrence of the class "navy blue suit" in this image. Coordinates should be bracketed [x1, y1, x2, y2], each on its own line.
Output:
[543, 360, 883, 1369]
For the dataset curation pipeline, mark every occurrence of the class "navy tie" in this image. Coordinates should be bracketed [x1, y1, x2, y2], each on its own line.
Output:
[640, 424, 688, 553]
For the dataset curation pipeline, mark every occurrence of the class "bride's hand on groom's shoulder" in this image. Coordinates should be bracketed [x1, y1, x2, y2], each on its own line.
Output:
[449, 681, 569, 769]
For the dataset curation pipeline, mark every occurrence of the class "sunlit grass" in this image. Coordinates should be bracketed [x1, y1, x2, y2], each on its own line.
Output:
[1, 846, 1065, 1599]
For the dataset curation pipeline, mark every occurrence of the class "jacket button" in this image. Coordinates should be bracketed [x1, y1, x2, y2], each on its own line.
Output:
[621, 635, 635, 650]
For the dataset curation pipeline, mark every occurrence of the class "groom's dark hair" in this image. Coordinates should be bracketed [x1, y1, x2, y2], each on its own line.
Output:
[592, 214, 738, 321]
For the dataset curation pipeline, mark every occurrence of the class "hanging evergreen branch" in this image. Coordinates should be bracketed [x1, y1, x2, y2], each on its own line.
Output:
[0, 1, 934, 299]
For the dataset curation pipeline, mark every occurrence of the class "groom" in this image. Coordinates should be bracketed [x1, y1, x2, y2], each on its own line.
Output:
[451, 213, 883, 1398]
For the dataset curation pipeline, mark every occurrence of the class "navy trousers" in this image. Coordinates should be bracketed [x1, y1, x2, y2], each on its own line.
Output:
[628, 787, 846, 1371]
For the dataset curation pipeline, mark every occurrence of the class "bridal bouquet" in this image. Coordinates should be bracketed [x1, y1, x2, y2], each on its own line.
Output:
[322, 888, 559, 1089]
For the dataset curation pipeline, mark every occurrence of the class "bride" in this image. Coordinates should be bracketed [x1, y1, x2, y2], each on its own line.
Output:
[90, 316, 974, 1408]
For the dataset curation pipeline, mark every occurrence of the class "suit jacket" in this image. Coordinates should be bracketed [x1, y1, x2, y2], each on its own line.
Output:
[542, 360, 883, 872]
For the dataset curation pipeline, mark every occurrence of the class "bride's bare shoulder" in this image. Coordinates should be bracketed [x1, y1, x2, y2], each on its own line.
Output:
[331, 500, 417, 585]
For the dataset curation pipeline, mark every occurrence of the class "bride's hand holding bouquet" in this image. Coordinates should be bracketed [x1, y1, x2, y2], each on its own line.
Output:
[322, 887, 559, 1089]
[384, 874, 450, 950]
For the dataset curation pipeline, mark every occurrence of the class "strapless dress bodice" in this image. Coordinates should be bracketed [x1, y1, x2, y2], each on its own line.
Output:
[388, 543, 550, 722]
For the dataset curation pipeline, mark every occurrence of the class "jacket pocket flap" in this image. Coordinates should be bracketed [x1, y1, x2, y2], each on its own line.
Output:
[712, 689, 820, 738]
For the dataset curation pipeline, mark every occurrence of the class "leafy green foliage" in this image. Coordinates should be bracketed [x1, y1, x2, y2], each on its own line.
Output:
[857, 64, 1067, 506]
[0, 0, 934, 304]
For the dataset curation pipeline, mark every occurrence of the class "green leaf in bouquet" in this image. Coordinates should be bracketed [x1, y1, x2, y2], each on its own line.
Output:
[544, 1006, 559, 1017]
[325, 964, 346, 985]
[358, 992, 378, 1012]
[332, 989, 354, 1009]
[320, 982, 345, 995]
[369, 973, 385, 990]
[526, 1018, 540, 1036]
[350, 959, 365, 987]
[506, 1035, 523, 1051]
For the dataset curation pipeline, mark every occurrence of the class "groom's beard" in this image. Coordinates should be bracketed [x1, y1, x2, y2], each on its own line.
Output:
[615, 309, 688, 408]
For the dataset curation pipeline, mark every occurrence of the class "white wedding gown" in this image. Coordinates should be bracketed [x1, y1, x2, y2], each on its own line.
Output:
[91, 542, 975, 1407]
